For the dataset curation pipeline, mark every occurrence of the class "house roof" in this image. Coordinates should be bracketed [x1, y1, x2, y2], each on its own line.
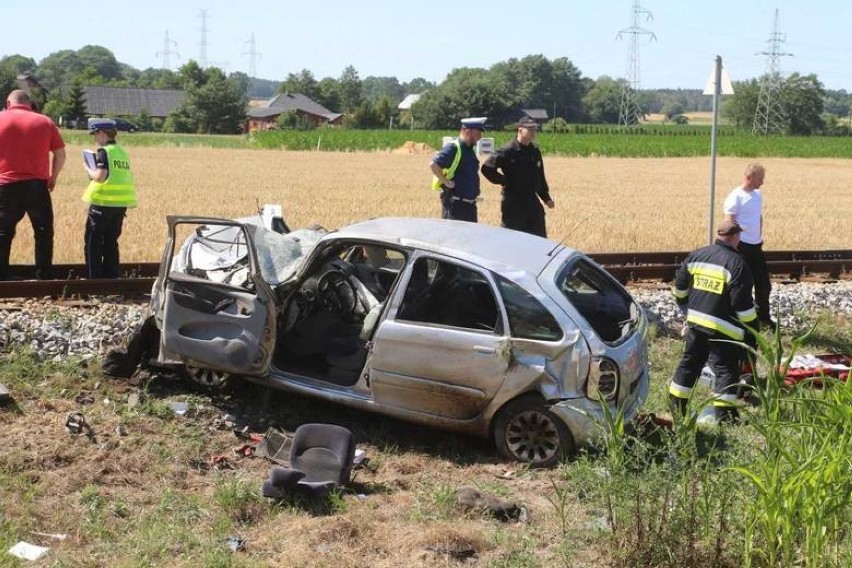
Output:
[521, 108, 549, 121]
[398, 93, 422, 110]
[250, 92, 336, 120]
[85, 86, 186, 118]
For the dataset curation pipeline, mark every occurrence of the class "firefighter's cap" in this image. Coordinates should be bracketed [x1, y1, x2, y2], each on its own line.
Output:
[716, 219, 744, 236]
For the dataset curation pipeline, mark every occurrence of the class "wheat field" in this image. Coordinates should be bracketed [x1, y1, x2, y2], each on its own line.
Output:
[9, 146, 851, 264]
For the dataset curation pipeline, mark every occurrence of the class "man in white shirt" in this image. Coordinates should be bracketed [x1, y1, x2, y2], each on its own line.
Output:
[723, 163, 775, 330]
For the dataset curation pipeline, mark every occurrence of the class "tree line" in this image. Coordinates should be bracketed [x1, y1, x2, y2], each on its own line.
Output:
[1, 46, 850, 135]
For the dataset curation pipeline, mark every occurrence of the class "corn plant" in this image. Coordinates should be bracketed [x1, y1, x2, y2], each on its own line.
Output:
[731, 323, 852, 567]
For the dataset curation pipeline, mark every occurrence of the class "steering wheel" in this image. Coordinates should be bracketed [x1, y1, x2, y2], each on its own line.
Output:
[316, 268, 358, 319]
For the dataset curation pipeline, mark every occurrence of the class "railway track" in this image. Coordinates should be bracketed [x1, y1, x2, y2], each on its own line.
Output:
[0, 250, 848, 299]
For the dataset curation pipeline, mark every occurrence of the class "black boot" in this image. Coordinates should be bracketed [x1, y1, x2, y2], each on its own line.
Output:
[669, 394, 688, 416]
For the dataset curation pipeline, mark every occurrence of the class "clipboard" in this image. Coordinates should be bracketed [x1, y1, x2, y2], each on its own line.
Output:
[82, 149, 97, 171]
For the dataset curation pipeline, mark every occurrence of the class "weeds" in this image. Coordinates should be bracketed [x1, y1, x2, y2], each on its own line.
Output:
[553, 319, 851, 567]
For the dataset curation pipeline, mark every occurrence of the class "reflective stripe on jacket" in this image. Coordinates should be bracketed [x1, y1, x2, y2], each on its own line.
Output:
[431, 139, 462, 191]
[82, 144, 137, 208]
[672, 240, 757, 340]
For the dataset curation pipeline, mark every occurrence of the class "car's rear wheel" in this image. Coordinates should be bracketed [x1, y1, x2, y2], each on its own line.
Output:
[493, 395, 575, 467]
[184, 365, 232, 390]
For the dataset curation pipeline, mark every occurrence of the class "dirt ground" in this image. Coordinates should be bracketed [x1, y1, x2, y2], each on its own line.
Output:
[0, 365, 598, 566]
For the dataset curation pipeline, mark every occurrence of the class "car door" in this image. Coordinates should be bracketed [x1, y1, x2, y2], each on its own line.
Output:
[155, 216, 276, 376]
[367, 253, 510, 420]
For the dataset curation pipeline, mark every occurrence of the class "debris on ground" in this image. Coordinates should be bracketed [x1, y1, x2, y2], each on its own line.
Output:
[226, 536, 246, 553]
[167, 401, 189, 416]
[0, 382, 11, 405]
[456, 486, 527, 522]
[8, 541, 49, 561]
[254, 427, 293, 465]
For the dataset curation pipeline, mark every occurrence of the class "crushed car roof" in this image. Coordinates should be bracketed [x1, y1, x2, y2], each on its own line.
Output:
[333, 217, 574, 275]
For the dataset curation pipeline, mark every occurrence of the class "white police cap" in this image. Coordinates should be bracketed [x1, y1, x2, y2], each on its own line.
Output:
[460, 117, 487, 130]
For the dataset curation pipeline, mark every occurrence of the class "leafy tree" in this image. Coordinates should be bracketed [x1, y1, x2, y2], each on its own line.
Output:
[76, 45, 121, 81]
[316, 77, 341, 112]
[582, 76, 625, 123]
[373, 96, 397, 128]
[177, 60, 206, 90]
[35, 49, 84, 91]
[723, 78, 760, 128]
[182, 68, 246, 133]
[338, 65, 363, 113]
[362, 76, 404, 102]
[135, 108, 153, 131]
[781, 73, 825, 135]
[416, 67, 511, 129]
[278, 69, 319, 100]
[135, 68, 181, 90]
[661, 100, 685, 119]
[228, 71, 251, 101]
[402, 77, 433, 95]
[65, 79, 88, 125]
[543, 117, 570, 132]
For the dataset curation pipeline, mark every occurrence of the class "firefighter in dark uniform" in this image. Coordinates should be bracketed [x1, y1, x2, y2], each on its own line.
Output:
[669, 219, 759, 424]
[82, 118, 137, 279]
[480, 117, 554, 238]
[429, 117, 486, 222]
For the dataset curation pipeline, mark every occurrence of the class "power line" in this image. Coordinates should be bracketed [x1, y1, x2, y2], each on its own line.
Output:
[198, 9, 210, 68]
[156, 30, 180, 70]
[753, 9, 792, 135]
[617, 0, 656, 126]
[243, 33, 262, 78]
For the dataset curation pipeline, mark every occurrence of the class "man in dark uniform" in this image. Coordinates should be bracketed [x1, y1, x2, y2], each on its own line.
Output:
[480, 117, 554, 238]
[429, 117, 486, 222]
[669, 219, 759, 425]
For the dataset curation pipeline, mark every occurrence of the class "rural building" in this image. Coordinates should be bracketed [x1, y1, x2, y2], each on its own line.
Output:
[247, 92, 343, 130]
[85, 86, 186, 119]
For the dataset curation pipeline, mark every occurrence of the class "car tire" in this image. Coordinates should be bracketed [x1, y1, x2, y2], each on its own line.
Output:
[492, 395, 575, 467]
[183, 365, 232, 390]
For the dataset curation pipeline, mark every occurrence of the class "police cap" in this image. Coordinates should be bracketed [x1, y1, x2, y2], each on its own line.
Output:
[88, 118, 117, 134]
[460, 117, 487, 131]
[517, 117, 539, 130]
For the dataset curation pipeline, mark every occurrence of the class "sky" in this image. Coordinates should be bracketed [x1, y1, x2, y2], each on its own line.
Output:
[5, 1, 852, 91]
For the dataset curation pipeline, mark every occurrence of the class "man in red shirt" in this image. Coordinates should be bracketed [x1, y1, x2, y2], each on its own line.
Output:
[0, 90, 66, 280]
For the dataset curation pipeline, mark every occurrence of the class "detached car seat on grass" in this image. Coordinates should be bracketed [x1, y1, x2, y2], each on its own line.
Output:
[261, 423, 356, 499]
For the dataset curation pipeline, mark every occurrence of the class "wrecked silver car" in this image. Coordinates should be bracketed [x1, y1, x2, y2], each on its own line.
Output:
[151, 216, 649, 466]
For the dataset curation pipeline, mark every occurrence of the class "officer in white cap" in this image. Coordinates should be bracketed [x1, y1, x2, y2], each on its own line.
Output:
[82, 117, 137, 278]
[429, 117, 486, 222]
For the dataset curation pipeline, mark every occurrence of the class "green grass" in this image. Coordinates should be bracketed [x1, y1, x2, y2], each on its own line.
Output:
[60, 127, 852, 158]
[553, 315, 852, 567]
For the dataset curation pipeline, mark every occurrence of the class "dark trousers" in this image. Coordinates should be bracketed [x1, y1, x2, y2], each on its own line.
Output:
[441, 197, 477, 222]
[0, 180, 54, 280]
[739, 241, 772, 323]
[501, 199, 547, 238]
[85, 205, 126, 279]
[670, 327, 743, 406]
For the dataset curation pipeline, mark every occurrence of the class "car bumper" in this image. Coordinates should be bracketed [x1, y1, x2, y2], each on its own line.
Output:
[548, 368, 650, 447]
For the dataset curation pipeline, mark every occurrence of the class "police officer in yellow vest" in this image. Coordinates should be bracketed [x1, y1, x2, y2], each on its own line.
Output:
[83, 118, 137, 279]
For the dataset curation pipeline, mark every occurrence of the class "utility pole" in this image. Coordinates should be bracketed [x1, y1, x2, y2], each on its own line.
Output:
[243, 33, 261, 78]
[156, 30, 180, 70]
[198, 9, 210, 68]
[617, 0, 656, 126]
[753, 9, 791, 135]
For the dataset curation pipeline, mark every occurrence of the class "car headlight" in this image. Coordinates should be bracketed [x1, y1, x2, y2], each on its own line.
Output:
[586, 357, 620, 402]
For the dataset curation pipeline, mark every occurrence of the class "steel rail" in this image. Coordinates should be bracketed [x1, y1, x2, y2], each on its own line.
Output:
[0, 250, 848, 299]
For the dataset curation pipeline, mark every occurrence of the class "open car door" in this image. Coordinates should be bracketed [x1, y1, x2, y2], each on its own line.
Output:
[155, 216, 276, 376]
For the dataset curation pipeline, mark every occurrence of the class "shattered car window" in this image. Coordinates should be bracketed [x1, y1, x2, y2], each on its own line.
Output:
[173, 222, 324, 286]
[494, 274, 562, 341]
[252, 226, 325, 284]
[555, 259, 637, 344]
